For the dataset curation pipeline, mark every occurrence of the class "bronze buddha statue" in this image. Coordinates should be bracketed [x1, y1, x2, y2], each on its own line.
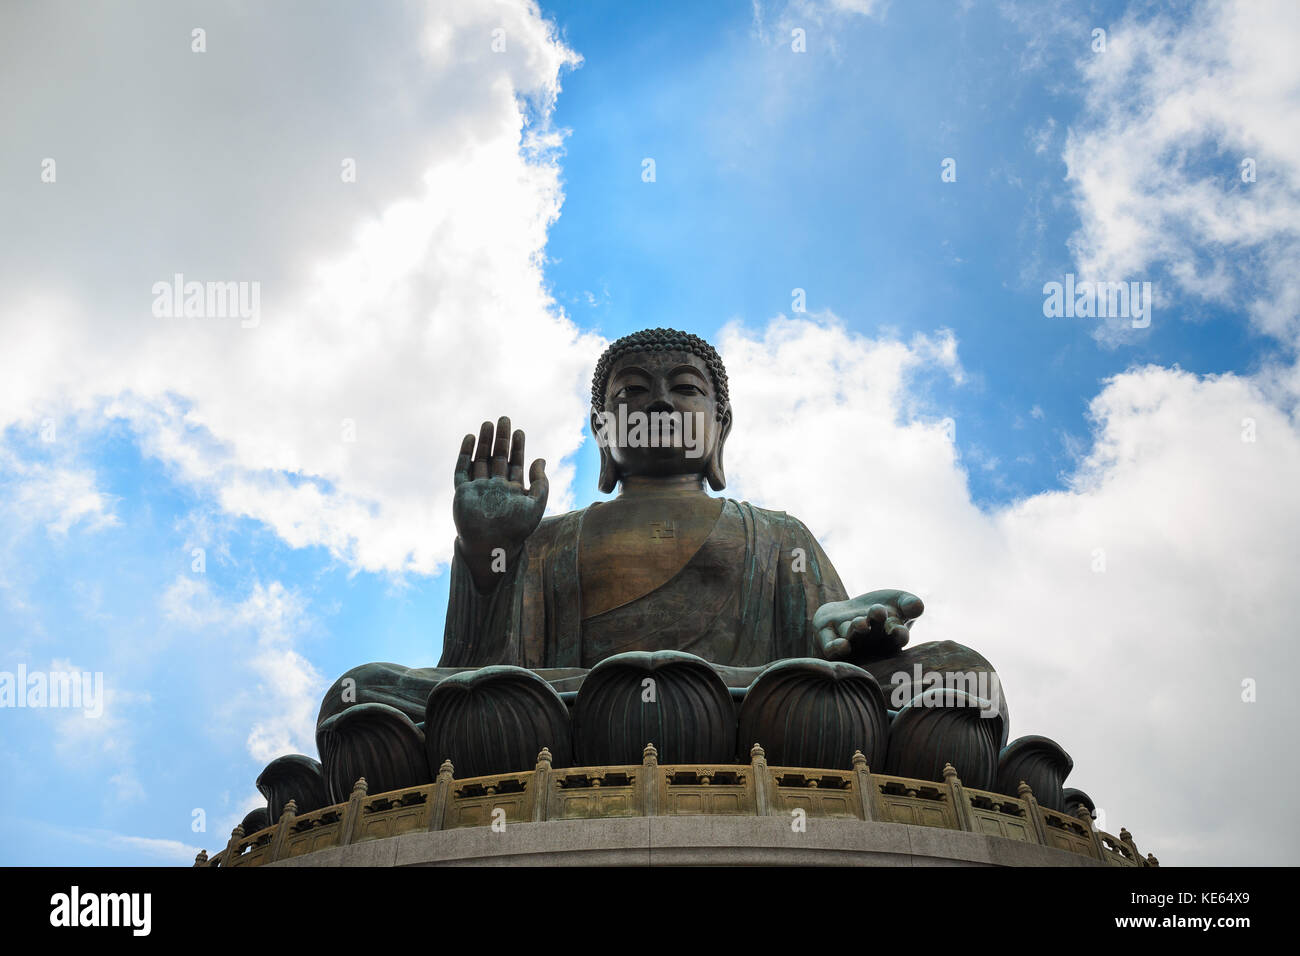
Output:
[245, 327, 1050, 822]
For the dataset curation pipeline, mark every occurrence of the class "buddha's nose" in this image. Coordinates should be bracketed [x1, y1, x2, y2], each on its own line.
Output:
[647, 384, 674, 411]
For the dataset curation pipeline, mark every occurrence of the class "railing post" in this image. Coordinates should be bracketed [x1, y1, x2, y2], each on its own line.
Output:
[1017, 781, 1049, 846]
[532, 748, 552, 823]
[427, 759, 454, 832]
[751, 744, 776, 816]
[851, 750, 876, 822]
[1075, 803, 1108, 861]
[639, 743, 661, 816]
[338, 777, 369, 846]
[267, 800, 297, 863]
[943, 763, 977, 833]
[221, 825, 245, 868]
[1119, 827, 1149, 866]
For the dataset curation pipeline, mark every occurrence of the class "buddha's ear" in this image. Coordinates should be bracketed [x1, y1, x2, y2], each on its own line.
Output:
[591, 409, 619, 493]
[705, 406, 733, 491]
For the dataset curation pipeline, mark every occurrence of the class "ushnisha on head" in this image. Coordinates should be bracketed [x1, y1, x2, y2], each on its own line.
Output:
[589, 328, 733, 494]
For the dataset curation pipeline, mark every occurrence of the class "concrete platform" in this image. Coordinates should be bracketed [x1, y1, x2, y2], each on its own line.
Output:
[268, 816, 1108, 867]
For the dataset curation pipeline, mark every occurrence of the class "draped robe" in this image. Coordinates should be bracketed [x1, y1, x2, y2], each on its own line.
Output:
[441, 498, 848, 670]
[316, 498, 1007, 733]
[317, 499, 853, 727]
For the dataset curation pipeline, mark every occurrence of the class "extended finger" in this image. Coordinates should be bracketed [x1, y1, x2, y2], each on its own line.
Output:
[508, 429, 525, 483]
[842, 616, 870, 639]
[454, 434, 475, 487]
[819, 625, 850, 660]
[897, 593, 924, 621]
[491, 416, 511, 478]
[884, 619, 911, 649]
[527, 458, 549, 502]
[472, 421, 493, 479]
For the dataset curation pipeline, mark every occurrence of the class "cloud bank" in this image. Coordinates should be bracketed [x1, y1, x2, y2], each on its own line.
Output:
[0, 0, 598, 577]
[723, 0, 1300, 863]
[1064, 0, 1300, 344]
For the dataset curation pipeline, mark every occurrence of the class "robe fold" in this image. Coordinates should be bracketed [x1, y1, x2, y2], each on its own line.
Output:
[315, 498, 1008, 735]
[438, 499, 848, 670]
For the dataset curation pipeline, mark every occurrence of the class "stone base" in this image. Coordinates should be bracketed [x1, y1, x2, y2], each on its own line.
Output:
[267, 816, 1107, 867]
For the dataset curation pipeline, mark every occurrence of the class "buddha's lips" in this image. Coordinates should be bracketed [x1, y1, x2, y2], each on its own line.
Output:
[595, 408, 708, 458]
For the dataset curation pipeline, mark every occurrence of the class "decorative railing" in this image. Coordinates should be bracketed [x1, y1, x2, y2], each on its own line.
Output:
[195, 744, 1156, 868]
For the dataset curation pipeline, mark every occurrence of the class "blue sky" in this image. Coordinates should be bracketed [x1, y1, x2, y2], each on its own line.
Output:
[542, 0, 1264, 504]
[2, 0, 1297, 866]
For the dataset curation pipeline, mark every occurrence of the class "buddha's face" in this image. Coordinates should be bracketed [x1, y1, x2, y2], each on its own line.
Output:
[595, 349, 727, 482]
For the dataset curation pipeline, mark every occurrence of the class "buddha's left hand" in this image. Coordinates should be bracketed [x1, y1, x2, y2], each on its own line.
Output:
[814, 589, 924, 663]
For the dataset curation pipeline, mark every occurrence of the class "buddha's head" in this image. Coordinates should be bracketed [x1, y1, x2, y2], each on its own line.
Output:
[590, 328, 733, 493]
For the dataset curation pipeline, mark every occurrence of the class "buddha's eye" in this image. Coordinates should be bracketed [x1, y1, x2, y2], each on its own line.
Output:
[672, 383, 704, 396]
[615, 384, 648, 399]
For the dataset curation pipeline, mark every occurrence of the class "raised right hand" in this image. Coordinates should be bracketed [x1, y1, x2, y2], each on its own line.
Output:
[452, 417, 548, 570]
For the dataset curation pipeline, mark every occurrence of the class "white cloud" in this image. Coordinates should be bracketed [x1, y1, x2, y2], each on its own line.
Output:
[719, 0, 1300, 865]
[45, 825, 202, 865]
[0, 447, 118, 537]
[48, 657, 143, 763]
[162, 576, 324, 764]
[1029, 117, 1056, 156]
[823, 0, 888, 15]
[723, 315, 1299, 865]
[997, 0, 1089, 78]
[753, 0, 888, 48]
[0, 0, 599, 576]
[1063, 0, 1300, 344]
[108, 771, 147, 804]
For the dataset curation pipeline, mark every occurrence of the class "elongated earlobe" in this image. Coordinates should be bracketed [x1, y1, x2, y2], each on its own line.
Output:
[592, 410, 619, 493]
[705, 408, 732, 491]
[598, 447, 619, 493]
